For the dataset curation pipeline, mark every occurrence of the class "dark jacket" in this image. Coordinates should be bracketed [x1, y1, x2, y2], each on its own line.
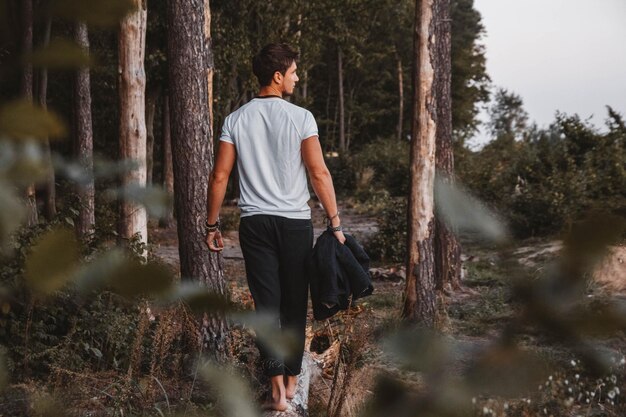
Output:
[308, 228, 374, 320]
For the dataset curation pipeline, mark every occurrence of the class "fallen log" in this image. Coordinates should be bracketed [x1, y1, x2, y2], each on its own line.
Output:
[263, 352, 319, 417]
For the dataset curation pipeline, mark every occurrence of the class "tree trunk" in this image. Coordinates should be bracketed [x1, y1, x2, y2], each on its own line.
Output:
[434, 0, 462, 292]
[396, 53, 404, 141]
[74, 21, 95, 238]
[402, 0, 437, 327]
[159, 93, 174, 228]
[118, 0, 148, 246]
[337, 46, 345, 154]
[146, 86, 159, 186]
[22, 0, 38, 227]
[204, 0, 214, 139]
[301, 70, 308, 100]
[39, 14, 56, 221]
[167, 0, 230, 360]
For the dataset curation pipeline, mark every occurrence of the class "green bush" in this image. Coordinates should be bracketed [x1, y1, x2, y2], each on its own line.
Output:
[353, 137, 410, 198]
[365, 197, 407, 263]
[457, 110, 626, 238]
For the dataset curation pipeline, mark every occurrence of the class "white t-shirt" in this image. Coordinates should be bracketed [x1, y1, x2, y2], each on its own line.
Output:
[219, 96, 318, 219]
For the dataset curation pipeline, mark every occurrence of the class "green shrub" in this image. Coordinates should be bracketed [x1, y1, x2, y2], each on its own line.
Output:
[365, 197, 407, 263]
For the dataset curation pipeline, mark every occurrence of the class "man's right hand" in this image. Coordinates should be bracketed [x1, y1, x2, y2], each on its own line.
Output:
[206, 229, 224, 252]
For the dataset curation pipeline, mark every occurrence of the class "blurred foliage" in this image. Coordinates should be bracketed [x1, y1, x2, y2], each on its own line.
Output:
[26, 38, 92, 70]
[0, 0, 624, 416]
[0, 100, 66, 141]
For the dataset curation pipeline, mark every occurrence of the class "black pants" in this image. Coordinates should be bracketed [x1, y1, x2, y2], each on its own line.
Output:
[239, 214, 313, 376]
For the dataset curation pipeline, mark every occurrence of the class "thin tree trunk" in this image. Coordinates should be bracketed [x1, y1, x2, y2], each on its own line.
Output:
[118, 0, 148, 246]
[396, 52, 404, 141]
[159, 94, 174, 228]
[301, 70, 308, 100]
[337, 46, 345, 153]
[324, 81, 331, 147]
[402, 0, 437, 326]
[167, 0, 230, 360]
[74, 21, 95, 238]
[22, 0, 38, 226]
[39, 14, 56, 221]
[146, 86, 160, 186]
[434, 0, 462, 292]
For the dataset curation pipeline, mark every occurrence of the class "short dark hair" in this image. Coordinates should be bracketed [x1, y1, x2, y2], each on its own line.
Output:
[252, 43, 299, 87]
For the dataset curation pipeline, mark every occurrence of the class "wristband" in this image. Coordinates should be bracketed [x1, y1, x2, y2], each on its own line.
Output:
[205, 218, 220, 231]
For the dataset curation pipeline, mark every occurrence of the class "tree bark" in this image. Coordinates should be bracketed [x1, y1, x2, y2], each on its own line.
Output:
[159, 93, 174, 228]
[118, 0, 148, 246]
[337, 46, 345, 154]
[22, 0, 38, 227]
[167, 0, 230, 360]
[204, 0, 214, 139]
[402, 0, 437, 327]
[396, 53, 404, 141]
[434, 0, 462, 292]
[39, 14, 56, 221]
[74, 21, 95, 238]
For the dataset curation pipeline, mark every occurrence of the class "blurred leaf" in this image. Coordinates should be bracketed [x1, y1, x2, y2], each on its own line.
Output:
[383, 327, 451, 374]
[31, 392, 66, 417]
[562, 212, 626, 271]
[109, 260, 174, 298]
[198, 360, 260, 417]
[53, 154, 138, 186]
[93, 158, 139, 179]
[73, 249, 127, 293]
[233, 312, 299, 359]
[24, 228, 80, 294]
[26, 38, 92, 69]
[0, 180, 25, 249]
[73, 249, 174, 298]
[435, 176, 509, 243]
[567, 300, 626, 338]
[0, 100, 66, 140]
[162, 282, 234, 314]
[2, 140, 49, 185]
[51, 0, 136, 28]
[464, 344, 547, 397]
[106, 183, 173, 218]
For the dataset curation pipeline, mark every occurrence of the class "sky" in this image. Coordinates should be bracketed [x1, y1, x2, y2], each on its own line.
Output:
[470, 0, 626, 146]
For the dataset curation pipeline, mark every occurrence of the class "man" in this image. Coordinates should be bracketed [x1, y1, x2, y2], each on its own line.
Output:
[205, 43, 345, 411]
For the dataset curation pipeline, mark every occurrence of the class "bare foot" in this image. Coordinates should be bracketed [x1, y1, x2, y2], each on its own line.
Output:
[263, 375, 288, 411]
[285, 375, 298, 400]
[262, 397, 288, 412]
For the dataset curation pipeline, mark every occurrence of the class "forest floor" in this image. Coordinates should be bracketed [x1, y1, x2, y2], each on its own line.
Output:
[149, 202, 626, 417]
[2, 204, 623, 416]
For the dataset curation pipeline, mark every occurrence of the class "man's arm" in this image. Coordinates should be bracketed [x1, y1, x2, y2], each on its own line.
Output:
[206, 141, 236, 251]
[301, 136, 346, 244]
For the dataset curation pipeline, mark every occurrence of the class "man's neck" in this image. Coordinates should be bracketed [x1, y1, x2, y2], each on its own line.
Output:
[258, 85, 283, 98]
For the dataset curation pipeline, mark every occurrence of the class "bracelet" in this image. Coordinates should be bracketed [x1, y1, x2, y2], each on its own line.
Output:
[328, 224, 343, 232]
[205, 218, 220, 231]
[325, 211, 340, 226]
